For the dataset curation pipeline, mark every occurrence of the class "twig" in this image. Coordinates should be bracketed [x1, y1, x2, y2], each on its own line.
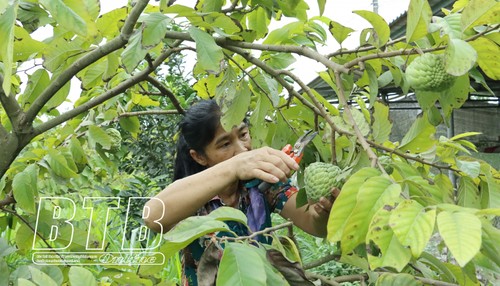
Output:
[223, 221, 293, 241]
[145, 76, 185, 114]
[303, 253, 341, 270]
[305, 271, 341, 286]
[0, 191, 15, 209]
[326, 36, 406, 58]
[0, 74, 25, 133]
[118, 110, 180, 118]
[0, 206, 68, 266]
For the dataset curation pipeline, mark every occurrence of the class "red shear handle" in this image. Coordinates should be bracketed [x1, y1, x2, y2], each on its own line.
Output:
[281, 144, 303, 164]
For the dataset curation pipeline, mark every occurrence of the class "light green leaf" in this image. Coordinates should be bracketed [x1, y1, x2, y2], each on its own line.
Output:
[208, 206, 248, 226]
[87, 125, 112, 149]
[342, 177, 401, 254]
[390, 200, 436, 257]
[445, 39, 477, 76]
[349, 108, 370, 137]
[327, 167, 381, 242]
[254, 247, 288, 285]
[0, 2, 17, 95]
[376, 273, 423, 286]
[78, 60, 106, 89]
[0, 258, 9, 286]
[481, 222, 500, 268]
[399, 115, 436, 153]
[39, 0, 87, 36]
[121, 30, 148, 73]
[429, 14, 463, 39]
[470, 37, 500, 80]
[103, 52, 120, 81]
[162, 216, 230, 260]
[317, 0, 326, 16]
[461, 0, 500, 32]
[43, 37, 87, 72]
[17, 278, 37, 286]
[20, 69, 50, 110]
[404, 176, 447, 204]
[437, 211, 482, 267]
[196, 0, 224, 12]
[456, 158, 481, 178]
[367, 207, 412, 272]
[438, 74, 470, 120]
[247, 7, 270, 39]
[328, 20, 354, 45]
[142, 12, 171, 47]
[29, 266, 58, 286]
[219, 84, 251, 132]
[12, 164, 38, 213]
[45, 149, 78, 178]
[406, 0, 432, 42]
[68, 266, 98, 286]
[13, 25, 46, 62]
[216, 243, 267, 286]
[457, 176, 481, 208]
[353, 10, 390, 47]
[132, 93, 160, 107]
[96, 7, 127, 38]
[69, 136, 87, 166]
[263, 22, 304, 45]
[189, 26, 224, 74]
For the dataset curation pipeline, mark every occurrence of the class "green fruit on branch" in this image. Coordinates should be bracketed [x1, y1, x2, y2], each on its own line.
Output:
[106, 128, 122, 153]
[405, 53, 456, 92]
[304, 162, 343, 202]
[378, 155, 394, 174]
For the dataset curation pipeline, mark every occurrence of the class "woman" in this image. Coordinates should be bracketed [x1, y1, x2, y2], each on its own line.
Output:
[144, 99, 335, 285]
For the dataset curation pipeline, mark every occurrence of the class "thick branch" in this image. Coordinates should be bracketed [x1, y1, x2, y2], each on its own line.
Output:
[145, 76, 185, 114]
[0, 74, 24, 133]
[303, 253, 341, 270]
[24, 0, 150, 124]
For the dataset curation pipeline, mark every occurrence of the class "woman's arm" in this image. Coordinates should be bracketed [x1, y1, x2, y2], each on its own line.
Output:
[144, 147, 299, 233]
[280, 188, 339, 237]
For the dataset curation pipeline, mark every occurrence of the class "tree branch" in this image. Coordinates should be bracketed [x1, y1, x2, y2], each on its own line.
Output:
[303, 253, 341, 270]
[24, 0, 151, 124]
[221, 221, 293, 241]
[145, 76, 185, 114]
[326, 36, 406, 58]
[33, 42, 183, 135]
[0, 74, 25, 133]
[118, 110, 180, 118]
[305, 272, 342, 286]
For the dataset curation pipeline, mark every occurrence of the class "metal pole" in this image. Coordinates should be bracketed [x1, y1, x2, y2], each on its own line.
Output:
[372, 0, 379, 14]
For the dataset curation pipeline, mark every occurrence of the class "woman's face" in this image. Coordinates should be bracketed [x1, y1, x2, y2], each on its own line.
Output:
[195, 122, 251, 167]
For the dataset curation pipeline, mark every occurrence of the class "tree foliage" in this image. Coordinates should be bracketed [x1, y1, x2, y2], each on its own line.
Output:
[0, 0, 499, 285]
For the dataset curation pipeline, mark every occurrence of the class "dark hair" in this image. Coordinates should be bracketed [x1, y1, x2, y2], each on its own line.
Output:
[173, 100, 221, 180]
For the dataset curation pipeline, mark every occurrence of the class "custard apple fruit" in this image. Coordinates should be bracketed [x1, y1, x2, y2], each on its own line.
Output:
[405, 53, 456, 92]
[106, 128, 122, 153]
[304, 162, 343, 202]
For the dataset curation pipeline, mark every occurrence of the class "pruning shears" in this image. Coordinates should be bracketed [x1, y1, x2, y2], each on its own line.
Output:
[246, 130, 317, 191]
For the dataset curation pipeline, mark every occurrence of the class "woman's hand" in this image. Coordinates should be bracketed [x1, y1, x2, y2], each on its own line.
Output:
[226, 146, 299, 183]
[310, 187, 341, 219]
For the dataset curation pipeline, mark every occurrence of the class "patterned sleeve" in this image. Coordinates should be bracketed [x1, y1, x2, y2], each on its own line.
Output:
[267, 182, 298, 214]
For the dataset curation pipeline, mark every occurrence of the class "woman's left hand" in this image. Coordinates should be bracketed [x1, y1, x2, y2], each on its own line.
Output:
[310, 187, 341, 220]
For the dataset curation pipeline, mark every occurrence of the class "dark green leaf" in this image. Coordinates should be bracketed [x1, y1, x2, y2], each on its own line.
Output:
[121, 29, 148, 73]
[45, 149, 78, 179]
[189, 26, 224, 74]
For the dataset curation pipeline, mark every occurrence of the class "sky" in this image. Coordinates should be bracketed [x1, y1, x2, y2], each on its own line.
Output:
[31, 0, 411, 109]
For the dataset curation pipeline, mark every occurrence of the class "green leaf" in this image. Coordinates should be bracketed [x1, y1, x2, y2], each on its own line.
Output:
[45, 149, 78, 179]
[78, 60, 106, 89]
[121, 30, 148, 73]
[12, 164, 38, 213]
[399, 115, 436, 153]
[29, 266, 58, 286]
[208, 206, 248, 226]
[219, 75, 251, 132]
[87, 125, 112, 149]
[69, 136, 87, 166]
[19, 69, 50, 110]
[352, 10, 390, 47]
[470, 37, 500, 80]
[328, 20, 354, 45]
[0, 258, 9, 286]
[438, 74, 470, 120]
[372, 101, 392, 144]
[376, 273, 423, 286]
[196, 0, 224, 12]
[429, 14, 463, 39]
[162, 216, 230, 259]
[461, 0, 500, 32]
[17, 278, 37, 286]
[406, 0, 432, 42]
[341, 177, 401, 254]
[96, 7, 127, 38]
[142, 13, 172, 47]
[43, 37, 86, 72]
[39, 0, 87, 36]
[327, 167, 381, 242]
[317, 0, 326, 16]
[216, 243, 267, 286]
[68, 266, 98, 286]
[389, 200, 436, 257]
[119, 116, 141, 136]
[367, 207, 412, 272]
[456, 158, 481, 178]
[247, 7, 270, 39]
[189, 26, 224, 74]
[13, 25, 46, 62]
[0, 2, 17, 95]
[445, 39, 477, 76]
[457, 176, 481, 208]
[437, 211, 482, 267]
[365, 64, 378, 106]
[253, 247, 288, 285]
[481, 222, 500, 268]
